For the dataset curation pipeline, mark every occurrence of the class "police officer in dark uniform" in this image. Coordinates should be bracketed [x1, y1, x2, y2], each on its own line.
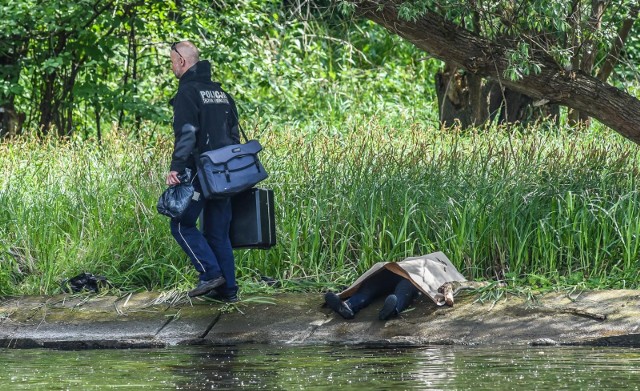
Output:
[166, 41, 239, 301]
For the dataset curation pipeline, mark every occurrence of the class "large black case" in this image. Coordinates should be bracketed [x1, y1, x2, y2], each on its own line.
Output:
[230, 187, 276, 249]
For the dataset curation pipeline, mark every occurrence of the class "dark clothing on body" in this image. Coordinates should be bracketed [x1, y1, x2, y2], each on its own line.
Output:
[345, 269, 418, 314]
[325, 252, 466, 320]
[324, 269, 420, 320]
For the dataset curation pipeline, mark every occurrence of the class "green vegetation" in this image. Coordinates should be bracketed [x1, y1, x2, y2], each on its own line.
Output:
[2, 1, 639, 296]
[1, 0, 440, 137]
[1, 120, 639, 295]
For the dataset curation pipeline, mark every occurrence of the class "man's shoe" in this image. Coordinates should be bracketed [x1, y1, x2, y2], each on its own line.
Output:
[221, 294, 239, 303]
[379, 294, 398, 320]
[324, 292, 354, 319]
[188, 276, 226, 298]
[204, 289, 239, 303]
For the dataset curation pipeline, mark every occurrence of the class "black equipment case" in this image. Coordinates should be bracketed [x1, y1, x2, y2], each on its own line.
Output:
[230, 187, 276, 249]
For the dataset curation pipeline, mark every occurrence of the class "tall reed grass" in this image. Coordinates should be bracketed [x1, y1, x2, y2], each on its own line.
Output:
[1, 120, 639, 295]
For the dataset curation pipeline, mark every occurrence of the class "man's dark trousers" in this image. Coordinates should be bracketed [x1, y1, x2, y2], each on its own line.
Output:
[169, 178, 237, 296]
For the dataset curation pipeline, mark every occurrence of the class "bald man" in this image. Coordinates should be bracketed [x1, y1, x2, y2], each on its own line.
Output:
[166, 41, 240, 301]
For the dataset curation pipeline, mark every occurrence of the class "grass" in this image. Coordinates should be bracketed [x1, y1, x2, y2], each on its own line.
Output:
[1, 119, 639, 295]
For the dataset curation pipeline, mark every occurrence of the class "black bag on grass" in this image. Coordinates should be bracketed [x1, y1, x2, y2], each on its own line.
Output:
[61, 272, 111, 293]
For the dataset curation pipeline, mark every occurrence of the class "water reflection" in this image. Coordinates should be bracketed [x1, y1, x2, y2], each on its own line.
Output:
[0, 345, 638, 390]
[170, 347, 241, 389]
[447, 346, 640, 391]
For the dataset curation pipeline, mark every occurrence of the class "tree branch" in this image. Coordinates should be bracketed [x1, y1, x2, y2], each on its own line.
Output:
[597, 5, 639, 82]
[355, 0, 640, 143]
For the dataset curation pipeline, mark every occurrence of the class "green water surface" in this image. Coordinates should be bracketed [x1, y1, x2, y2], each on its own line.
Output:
[1, 345, 638, 390]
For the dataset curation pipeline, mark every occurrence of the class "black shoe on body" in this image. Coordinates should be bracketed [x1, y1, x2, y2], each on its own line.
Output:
[324, 292, 354, 319]
[379, 294, 399, 320]
[188, 276, 226, 298]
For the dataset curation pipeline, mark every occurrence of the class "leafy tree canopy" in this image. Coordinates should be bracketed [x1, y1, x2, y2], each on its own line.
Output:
[0, 0, 440, 139]
[340, 0, 640, 141]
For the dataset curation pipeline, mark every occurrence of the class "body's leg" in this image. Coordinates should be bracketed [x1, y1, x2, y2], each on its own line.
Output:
[379, 278, 419, 320]
[394, 278, 419, 312]
[325, 269, 402, 319]
[346, 270, 402, 313]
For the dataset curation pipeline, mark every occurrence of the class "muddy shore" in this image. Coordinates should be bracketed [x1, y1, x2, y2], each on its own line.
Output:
[1, 290, 639, 349]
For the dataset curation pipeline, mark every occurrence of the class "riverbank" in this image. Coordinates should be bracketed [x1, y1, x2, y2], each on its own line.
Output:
[1, 290, 639, 349]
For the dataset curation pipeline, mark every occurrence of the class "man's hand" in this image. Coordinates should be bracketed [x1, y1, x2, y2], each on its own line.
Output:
[166, 171, 180, 186]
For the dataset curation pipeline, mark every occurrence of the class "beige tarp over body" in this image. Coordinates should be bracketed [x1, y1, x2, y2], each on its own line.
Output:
[338, 252, 467, 306]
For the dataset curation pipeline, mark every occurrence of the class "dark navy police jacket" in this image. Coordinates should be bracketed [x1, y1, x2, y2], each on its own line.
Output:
[170, 60, 240, 173]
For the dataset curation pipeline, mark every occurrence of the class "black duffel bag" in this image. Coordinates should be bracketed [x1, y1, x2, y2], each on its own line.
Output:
[157, 169, 194, 218]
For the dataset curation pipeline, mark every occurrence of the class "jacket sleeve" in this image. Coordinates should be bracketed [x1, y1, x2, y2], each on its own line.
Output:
[170, 89, 200, 172]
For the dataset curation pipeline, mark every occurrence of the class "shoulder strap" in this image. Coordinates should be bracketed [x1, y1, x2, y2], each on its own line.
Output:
[237, 120, 249, 143]
[229, 105, 249, 143]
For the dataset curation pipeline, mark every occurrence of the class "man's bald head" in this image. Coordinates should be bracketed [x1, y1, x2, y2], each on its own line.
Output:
[170, 41, 200, 79]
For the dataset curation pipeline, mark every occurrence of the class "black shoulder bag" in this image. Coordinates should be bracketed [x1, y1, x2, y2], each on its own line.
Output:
[197, 123, 268, 199]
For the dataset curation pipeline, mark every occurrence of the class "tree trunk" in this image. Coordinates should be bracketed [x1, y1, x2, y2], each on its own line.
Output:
[0, 104, 25, 138]
[435, 64, 472, 128]
[1, 37, 28, 138]
[467, 72, 487, 125]
[597, 5, 639, 83]
[568, 0, 606, 126]
[435, 64, 557, 128]
[38, 72, 57, 136]
[356, 1, 640, 144]
[434, 65, 500, 128]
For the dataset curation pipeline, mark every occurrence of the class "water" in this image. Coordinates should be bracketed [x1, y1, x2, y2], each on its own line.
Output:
[0, 345, 638, 390]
